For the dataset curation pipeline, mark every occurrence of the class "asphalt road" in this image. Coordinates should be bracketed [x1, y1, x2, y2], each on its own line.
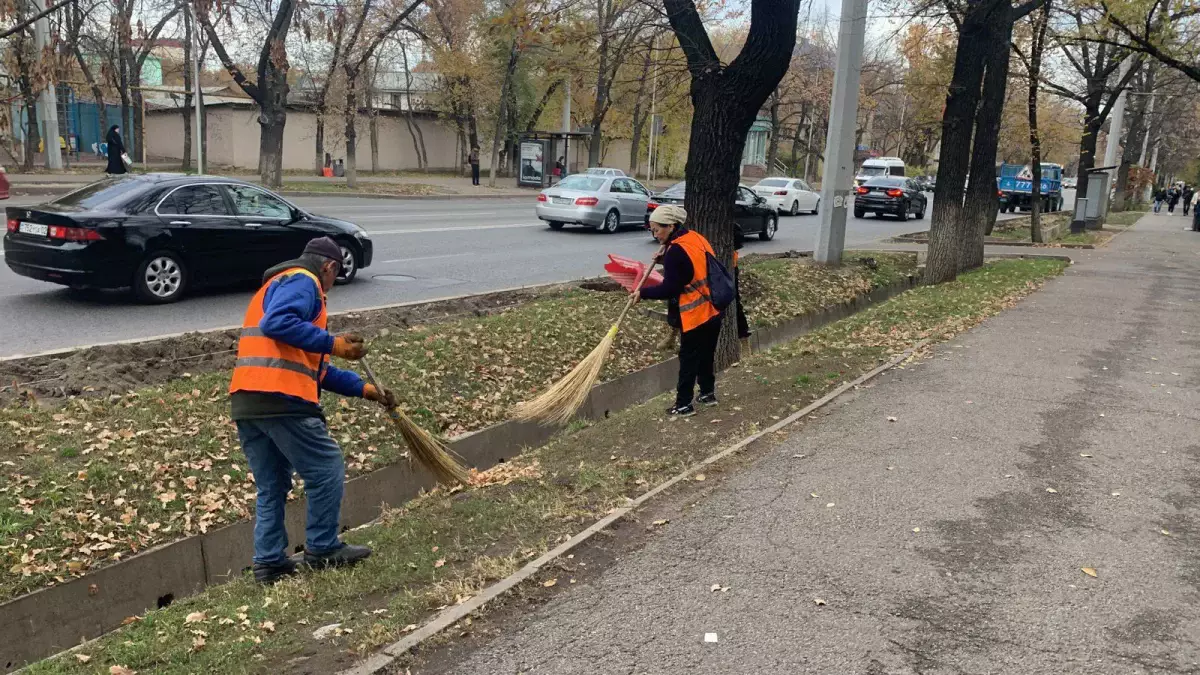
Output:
[0, 191, 1046, 357]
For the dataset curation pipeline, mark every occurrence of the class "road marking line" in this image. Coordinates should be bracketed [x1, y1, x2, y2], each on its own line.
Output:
[365, 223, 541, 235]
[378, 253, 474, 264]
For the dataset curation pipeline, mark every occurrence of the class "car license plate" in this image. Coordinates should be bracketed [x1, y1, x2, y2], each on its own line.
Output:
[18, 222, 48, 236]
[553, 197, 572, 205]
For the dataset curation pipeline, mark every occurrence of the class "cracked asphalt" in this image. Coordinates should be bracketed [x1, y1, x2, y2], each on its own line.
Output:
[432, 211, 1200, 674]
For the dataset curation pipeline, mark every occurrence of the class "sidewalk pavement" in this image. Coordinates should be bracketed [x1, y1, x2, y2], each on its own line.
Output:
[442, 211, 1200, 673]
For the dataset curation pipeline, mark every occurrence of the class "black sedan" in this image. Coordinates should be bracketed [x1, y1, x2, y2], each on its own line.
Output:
[648, 182, 779, 240]
[853, 177, 928, 221]
[4, 174, 373, 303]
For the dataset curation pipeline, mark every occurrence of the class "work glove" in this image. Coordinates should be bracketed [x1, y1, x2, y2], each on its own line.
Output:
[363, 384, 399, 409]
[332, 333, 367, 360]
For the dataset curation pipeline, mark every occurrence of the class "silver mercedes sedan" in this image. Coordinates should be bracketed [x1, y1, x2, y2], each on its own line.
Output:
[535, 174, 652, 233]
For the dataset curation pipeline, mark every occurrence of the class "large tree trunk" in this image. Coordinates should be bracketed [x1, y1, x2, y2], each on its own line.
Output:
[961, 11, 1013, 269]
[685, 81, 746, 369]
[1074, 99, 1103, 200]
[1027, 1, 1050, 243]
[370, 110, 380, 173]
[924, 2, 996, 285]
[315, 116, 326, 175]
[21, 88, 39, 172]
[345, 82, 359, 188]
[488, 41, 519, 187]
[182, 6, 194, 172]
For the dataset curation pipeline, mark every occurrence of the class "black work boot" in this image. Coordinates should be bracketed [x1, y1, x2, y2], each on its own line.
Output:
[666, 403, 696, 417]
[697, 392, 718, 407]
[302, 543, 372, 570]
[253, 558, 298, 585]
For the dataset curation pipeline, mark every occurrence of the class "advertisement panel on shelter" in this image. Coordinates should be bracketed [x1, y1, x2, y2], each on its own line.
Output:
[518, 141, 546, 187]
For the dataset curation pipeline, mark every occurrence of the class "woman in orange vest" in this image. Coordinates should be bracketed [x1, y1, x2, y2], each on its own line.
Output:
[230, 237, 397, 584]
[635, 204, 723, 417]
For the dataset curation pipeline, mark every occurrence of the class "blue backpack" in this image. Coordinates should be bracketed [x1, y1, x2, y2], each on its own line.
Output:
[704, 252, 735, 312]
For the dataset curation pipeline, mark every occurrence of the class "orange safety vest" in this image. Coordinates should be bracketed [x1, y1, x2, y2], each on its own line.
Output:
[229, 268, 329, 403]
[672, 230, 721, 332]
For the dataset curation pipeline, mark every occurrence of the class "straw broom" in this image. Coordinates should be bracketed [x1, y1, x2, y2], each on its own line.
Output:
[360, 357, 470, 486]
[514, 247, 665, 425]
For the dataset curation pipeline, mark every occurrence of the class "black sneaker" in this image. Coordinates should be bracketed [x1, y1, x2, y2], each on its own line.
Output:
[302, 543, 373, 570]
[253, 558, 298, 585]
[667, 404, 695, 417]
[697, 393, 718, 407]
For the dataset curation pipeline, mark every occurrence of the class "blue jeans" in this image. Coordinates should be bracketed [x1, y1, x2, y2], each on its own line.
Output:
[237, 416, 345, 565]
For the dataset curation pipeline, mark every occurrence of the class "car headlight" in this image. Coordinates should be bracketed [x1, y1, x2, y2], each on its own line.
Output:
[354, 227, 369, 240]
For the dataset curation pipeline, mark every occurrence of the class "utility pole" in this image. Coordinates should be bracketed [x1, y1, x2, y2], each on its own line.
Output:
[813, 0, 868, 264]
[561, 78, 571, 174]
[1097, 57, 1131, 216]
[647, 34, 660, 182]
[189, 0, 204, 174]
[31, 0, 62, 169]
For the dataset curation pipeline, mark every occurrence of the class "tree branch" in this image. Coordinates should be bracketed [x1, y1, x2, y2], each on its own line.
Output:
[354, 0, 426, 73]
[662, 0, 719, 77]
[198, 10, 262, 102]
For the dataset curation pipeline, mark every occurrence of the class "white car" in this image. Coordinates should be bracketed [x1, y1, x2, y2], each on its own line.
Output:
[751, 177, 820, 216]
[585, 167, 626, 177]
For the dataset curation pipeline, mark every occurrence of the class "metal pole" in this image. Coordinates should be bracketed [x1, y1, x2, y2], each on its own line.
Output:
[1102, 57, 1131, 171]
[813, 0, 868, 264]
[190, 0, 204, 174]
[31, 0, 62, 169]
[561, 78, 570, 173]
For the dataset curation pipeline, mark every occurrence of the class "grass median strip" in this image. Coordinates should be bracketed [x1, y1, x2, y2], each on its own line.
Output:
[0, 253, 914, 601]
[21, 257, 1066, 675]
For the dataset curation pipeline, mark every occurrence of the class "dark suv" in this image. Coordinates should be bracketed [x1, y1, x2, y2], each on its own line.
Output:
[853, 177, 928, 221]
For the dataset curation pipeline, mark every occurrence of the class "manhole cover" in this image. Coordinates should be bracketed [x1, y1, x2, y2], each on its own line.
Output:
[372, 274, 417, 282]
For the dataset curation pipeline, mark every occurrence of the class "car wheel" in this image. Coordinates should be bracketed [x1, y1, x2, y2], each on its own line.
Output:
[897, 203, 909, 222]
[601, 209, 620, 234]
[548, 221, 565, 230]
[336, 242, 360, 284]
[915, 203, 925, 219]
[853, 208, 864, 219]
[811, 199, 820, 215]
[759, 214, 778, 241]
[134, 251, 187, 304]
[789, 200, 800, 216]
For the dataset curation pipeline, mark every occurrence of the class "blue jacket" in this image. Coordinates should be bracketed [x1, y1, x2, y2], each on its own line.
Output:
[230, 259, 365, 420]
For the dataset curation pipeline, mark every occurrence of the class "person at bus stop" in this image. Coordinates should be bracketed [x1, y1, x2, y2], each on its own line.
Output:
[229, 237, 398, 584]
[469, 145, 481, 186]
[633, 204, 723, 417]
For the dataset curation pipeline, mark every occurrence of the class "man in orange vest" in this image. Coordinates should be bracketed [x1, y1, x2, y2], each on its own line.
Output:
[635, 204, 723, 417]
[230, 237, 396, 584]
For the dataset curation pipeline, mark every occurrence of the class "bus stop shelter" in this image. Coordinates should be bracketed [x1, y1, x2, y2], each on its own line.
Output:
[516, 131, 592, 188]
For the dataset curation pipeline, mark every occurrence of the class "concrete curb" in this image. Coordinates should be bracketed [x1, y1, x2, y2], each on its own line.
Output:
[339, 338, 934, 675]
[1, 276, 920, 671]
[888, 235, 1095, 250]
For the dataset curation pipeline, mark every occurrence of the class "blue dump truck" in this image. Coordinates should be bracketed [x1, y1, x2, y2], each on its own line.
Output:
[996, 163, 1064, 213]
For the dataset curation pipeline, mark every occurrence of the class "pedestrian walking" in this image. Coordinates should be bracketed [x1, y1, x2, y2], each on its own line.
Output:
[633, 205, 724, 417]
[104, 125, 127, 175]
[1183, 185, 1194, 217]
[1169, 186, 1181, 214]
[1192, 190, 1200, 232]
[469, 146, 481, 186]
[1154, 187, 1166, 213]
[229, 237, 398, 584]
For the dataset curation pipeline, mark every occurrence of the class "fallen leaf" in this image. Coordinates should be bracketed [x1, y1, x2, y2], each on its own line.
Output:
[1080, 453, 1093, 458]
[825, 503, 835, 508]
[887, 416, 898, 422]
[261, 621, 275, 633]
[693, 474, 706, 482]
[651, 519, 669, 526]
[185, 611, 206, 624]
[75, 654, 91, 663]
[191, 635, 206, 652]
[1046, 488, 1058, 494]
[912, 527, 921, 533]
[400, 624, 418, 633]
[704, 632, 719, 643]
[110, 667, 136, 675]
[1161, 529, 1171, 536]
[1081, 567, 1098, 578]
[543, 579, 557, 587]
[1111, 492, 1121, 497]
[263, 596, 273, 608]
[814, 598, 827, 606]
[434, 559, 446, 568]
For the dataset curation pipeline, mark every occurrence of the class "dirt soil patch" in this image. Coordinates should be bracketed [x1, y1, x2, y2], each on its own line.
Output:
[20, 258, 1066, 675]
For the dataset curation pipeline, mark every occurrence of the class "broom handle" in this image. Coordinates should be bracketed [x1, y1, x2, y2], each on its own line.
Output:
[359, 356, 402, 420]
[613, 245, 666, 327]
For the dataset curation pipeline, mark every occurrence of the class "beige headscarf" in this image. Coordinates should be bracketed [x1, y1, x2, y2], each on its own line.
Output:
[648, 204, 687, 227]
